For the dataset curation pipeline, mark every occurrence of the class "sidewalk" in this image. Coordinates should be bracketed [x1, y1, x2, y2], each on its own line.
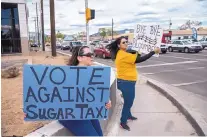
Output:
[117, 82, 197, 136]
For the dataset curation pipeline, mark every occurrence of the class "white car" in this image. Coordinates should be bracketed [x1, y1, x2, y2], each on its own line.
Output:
[187, 39, 202, 45]
[160, 43, 168, 54]
[168, 40, 202, 53]
[60, 41, 70, 50]
[199, 37, 207, 49]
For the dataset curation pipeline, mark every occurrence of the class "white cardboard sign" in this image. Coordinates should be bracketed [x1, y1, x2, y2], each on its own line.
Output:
[132, 24, 163, 54]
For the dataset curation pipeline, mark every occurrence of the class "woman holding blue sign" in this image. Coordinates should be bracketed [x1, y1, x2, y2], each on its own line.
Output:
[108, 36, 160, 131]
[59, 46, 112, 136]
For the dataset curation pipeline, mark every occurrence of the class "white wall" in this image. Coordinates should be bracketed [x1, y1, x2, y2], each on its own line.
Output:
[18, 3, 29, 55]
[18, 3, 28, 38]
[172, 35, 206, 40]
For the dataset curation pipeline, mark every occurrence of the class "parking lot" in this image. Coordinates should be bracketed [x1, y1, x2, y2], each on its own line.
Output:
[59, 48, 207, 99]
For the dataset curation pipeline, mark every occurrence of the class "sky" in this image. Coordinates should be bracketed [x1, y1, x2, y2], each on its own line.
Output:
[26, 0, 207, 35]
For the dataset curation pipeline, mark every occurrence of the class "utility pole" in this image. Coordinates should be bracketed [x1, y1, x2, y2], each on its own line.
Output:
[35, 2, 40, 47]
[33, 17, 37, 43]
[112, 18, 114, 40]
[50, 0, 56, 56]
[85, 0, 89, 47]
[41, 0, 45, 51]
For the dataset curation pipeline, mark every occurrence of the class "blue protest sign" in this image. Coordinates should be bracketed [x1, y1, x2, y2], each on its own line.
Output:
[23, 65, 111, 121]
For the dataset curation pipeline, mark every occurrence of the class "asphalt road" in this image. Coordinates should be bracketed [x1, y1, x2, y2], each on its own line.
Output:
[58, 48, 207, 99]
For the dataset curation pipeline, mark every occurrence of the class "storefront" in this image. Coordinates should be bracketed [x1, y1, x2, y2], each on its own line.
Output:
[1, 0, 29, 55]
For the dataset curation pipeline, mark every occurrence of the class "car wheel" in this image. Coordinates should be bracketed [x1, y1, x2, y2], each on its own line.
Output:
[184, 47, 189, 53]
[102, 54, 106, 59]
[195, 51, 199, 53]
[168, 47, 173, 52]
[94, 53, 97, 57]
[203, 46, 205, 49]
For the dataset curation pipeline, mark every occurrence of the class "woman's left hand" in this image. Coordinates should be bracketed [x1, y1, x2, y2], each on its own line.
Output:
[105, 100, 112, 109]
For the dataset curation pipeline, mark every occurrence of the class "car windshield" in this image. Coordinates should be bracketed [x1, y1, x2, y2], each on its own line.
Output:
[199, 37, 205, 41]
[93, 41, 99, 43]
[62, 42, 68, 45]
[72, 42, 82, 46]
[182, 41, 191, 44]
[102, 41, 109, 43]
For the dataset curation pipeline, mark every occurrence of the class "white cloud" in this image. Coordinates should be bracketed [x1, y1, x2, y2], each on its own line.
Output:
[27, 0, 207, 35]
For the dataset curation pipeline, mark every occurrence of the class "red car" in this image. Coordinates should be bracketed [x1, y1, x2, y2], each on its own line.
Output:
[94, 43, 111, 59]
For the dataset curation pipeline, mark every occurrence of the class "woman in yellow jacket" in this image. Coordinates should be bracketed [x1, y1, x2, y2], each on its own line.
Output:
[108, 36, 160, 131]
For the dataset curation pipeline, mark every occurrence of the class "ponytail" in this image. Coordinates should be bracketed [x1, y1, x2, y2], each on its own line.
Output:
[108, 36, 126, 61]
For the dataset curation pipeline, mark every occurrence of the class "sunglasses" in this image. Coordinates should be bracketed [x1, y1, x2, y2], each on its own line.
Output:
[79, 52, 94, 57]
[122, 41, 128, 44]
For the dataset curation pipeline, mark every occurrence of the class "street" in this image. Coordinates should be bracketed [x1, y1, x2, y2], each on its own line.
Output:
[59, 49, 207, 99]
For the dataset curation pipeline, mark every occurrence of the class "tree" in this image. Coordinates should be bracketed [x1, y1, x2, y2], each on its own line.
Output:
[106, 29, 112, 36]
[99, 28, 107, 39]
[45, 36, 51, 42]
[56, 31, 64, 39]
[178, 20, 202, 30]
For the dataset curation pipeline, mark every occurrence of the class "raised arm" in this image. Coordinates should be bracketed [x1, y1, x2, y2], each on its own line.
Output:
[135, 51, 155, 63]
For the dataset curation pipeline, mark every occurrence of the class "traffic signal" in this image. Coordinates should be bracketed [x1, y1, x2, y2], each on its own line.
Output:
[86, 8, 95, 23]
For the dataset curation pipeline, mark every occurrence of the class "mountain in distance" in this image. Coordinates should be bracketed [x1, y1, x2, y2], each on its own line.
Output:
[90, 29, 134, 37]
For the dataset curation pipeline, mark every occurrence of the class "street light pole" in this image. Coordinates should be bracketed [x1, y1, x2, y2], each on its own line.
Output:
[85, 0, 90, 47]
[50, 0, 56, 56]
[35, 2, 40, 47]
[33, 17, 37, 43]
[41, 0, 45, 51]
[112, 18, 114, 40]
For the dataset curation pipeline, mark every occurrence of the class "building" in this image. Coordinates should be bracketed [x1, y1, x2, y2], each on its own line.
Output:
[109, 29, 207, 42]
[170, 29, 207, 40]
[1, 0, 29, 55]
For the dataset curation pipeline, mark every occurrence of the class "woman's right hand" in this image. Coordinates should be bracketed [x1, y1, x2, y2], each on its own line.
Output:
[154, 47, 160, 54]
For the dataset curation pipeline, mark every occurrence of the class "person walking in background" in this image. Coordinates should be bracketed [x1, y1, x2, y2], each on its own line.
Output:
[59, 46, 112, 136]
[108, 36, 160, 131]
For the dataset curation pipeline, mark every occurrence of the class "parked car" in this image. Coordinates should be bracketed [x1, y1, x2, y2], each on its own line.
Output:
[160, 44, 168, 54]
[91, 40, 100, 45]
[30, 43, 38, 47]
[45, 42, 51, 47]
[61, 41, 71, 50]
[100, 40, 110, 45]
[94, 44, 111, 59]
[199, 37, 207, 49]
[56, 42, 61, 49]
[168, 40, 202, 53]
[69, 41, 83, 52]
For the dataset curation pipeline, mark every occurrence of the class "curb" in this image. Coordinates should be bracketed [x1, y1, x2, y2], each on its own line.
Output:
[146, 77, 205, 136]
[104, 89, 123, 136]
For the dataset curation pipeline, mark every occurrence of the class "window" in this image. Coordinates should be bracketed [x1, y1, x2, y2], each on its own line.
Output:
[1, 3, 21, 54]
[182, 41, 191, 44]
[172, 41, 178, 44]
[177, 41, 182, 45]
[62, 41, 68, 45]
[70, 42, 73, 46]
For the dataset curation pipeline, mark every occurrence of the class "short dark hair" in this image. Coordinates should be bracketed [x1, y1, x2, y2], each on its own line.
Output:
[68, 46, 89, 66]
